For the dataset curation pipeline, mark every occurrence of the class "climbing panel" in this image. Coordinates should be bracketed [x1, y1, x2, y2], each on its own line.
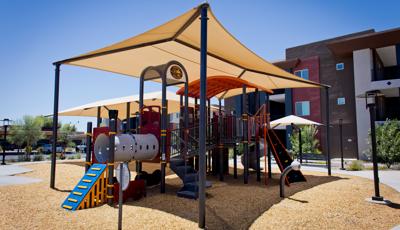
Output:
[61, 163, 108, 211]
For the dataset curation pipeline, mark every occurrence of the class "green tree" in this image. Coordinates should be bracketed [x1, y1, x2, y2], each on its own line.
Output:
[8, 125, 25, 153]
[58, 124, 77, 148]
[12, 116, 44, 156]
[35, 115, 59, 130]
[290, 125, 321, 157]
[368, 119, 400, 168]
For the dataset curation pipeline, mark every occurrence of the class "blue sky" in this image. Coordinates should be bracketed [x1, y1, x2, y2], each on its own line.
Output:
[1, 0, 399, 131]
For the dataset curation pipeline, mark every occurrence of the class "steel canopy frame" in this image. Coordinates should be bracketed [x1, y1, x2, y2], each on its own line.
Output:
[138, 60, 189, 194]
[198, 4, 208, 228]
[49, 3, 332, 228]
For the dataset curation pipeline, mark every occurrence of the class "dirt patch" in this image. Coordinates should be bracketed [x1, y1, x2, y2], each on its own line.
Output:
[0, 162, 398, 230]
[251, 171, 400, 230]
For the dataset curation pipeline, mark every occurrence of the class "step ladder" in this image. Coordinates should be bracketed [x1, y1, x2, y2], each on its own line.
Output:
[169, 157, 212, 199]
[61, 163, 108, 211]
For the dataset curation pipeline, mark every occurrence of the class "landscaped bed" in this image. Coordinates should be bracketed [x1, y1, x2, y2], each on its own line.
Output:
[0, 161, 399, 229]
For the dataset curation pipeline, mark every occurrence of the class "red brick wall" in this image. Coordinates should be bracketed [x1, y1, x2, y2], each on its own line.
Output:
[292, 56, 321, 123]
[292, 56, 322, 149]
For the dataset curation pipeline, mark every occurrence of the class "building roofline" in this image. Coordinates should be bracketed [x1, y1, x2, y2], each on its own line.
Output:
[327, 27, 400, 57]
[286, 29, 375, 52]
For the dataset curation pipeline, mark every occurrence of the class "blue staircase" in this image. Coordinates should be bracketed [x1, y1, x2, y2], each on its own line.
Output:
[61, 163, 107, 211]
[169, 157, 211, 199]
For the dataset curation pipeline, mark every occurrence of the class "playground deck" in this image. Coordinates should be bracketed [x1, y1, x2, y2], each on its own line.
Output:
[0, 161, 399, 229]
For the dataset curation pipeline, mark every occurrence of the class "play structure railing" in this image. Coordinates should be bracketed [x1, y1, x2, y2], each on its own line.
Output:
[169, 121, 217, 159]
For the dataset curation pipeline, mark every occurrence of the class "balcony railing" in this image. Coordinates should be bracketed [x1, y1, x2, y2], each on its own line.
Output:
[373, 65, 400, 81]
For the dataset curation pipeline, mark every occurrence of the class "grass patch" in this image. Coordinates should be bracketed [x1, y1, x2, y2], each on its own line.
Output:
[364, 165, 388, 170]
[346, 160, 364, 171]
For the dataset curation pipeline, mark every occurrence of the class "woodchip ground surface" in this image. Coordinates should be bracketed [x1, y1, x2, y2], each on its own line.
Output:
[0, 161, 399, 230]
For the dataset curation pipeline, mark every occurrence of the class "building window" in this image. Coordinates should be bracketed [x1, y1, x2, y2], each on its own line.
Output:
[336, 63, 344, 70]
[337, 97, 346, 105]
[295, 101, 310, 116]
[294, 69, 309, 80]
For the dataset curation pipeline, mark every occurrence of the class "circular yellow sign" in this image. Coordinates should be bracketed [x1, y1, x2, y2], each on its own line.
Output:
[170, 65, 183, 80]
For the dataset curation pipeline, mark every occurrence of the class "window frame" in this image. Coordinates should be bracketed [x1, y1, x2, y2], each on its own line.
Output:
[295, 101, 311, 116]
[337, 97, 346, 105]
[336, 63, 344, 71]
[294, 69, 309, 80]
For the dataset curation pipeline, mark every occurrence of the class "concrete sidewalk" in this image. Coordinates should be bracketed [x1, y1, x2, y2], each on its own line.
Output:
[0, 164, 42, 186]
[0, 164, 33, 176]
[229, 158, 400, 192]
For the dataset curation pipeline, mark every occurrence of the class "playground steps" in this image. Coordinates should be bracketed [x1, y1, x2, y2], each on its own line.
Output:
[61, 163, 108, 211]
[169, 157, 212, 199]
[266, 129, 306, 184]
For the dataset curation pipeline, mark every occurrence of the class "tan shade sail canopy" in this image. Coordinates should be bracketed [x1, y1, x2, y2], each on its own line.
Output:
[270, 115, 322, 129]
[55, 3, 327, 91]
[58, 91, 197, 119]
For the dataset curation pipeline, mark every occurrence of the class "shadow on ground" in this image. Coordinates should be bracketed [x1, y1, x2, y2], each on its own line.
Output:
[65, 161, 342, 229]
[128, 165, 341, 230]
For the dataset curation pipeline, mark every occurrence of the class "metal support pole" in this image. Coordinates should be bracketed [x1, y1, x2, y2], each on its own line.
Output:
[118, 162, 123, 230]
[97, 106, 101, 127]
[198, 4, 208, 228]
[85, 122, 92, 172]
[233, 145, 237, 179]
[285, 89, 293, 149]
[325, 87, 331, 176]
[242, 85, 249, 184]
[207, 99, 211, 173]
[1, 125, 7, 165]
[160, 85, 168, 194]
[266, 94, 272, 179]
[50, 63, 60, 189]
[135, 112, 139, 134]
[368, 103, 383, 201]
[299, 128, 302, 164]
[108, 110, 118, 206]
[125, 102, 130, 134]
[339, 119, 345, 170]
[255, 89, 261, 182]
[218, 99, 224, 181]
[137, 75, 145, 174]
[184, 82, 189, 163]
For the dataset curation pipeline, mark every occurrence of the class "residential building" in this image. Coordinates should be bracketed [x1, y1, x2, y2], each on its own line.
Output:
[225, 28, 400, 159]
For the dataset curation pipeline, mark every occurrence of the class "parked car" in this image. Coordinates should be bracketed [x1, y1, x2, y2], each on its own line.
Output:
[64, 147, 76, 154]
[76, 145, 86, 153]
[42, 144, 63, 154]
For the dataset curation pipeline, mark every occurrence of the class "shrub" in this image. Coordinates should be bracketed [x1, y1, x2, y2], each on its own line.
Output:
[366, 119, 400, 168]
[33, 153, 44, 161]
[346, 160, 364, 171]
[57, 153, 66, 160]
[290, 125, 321, 158]
[36, 147, 44, 154]
[18, 154, 31, 162]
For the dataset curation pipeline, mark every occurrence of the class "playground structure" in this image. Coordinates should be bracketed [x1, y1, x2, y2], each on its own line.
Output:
[61, 62, 307, 210]
[53, 3, 331, 227]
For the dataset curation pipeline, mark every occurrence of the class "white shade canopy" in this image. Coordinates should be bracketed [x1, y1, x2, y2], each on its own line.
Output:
[58, 91, 197, 119]
[270, 115, 322, 129]
[55, 3, 326, 100]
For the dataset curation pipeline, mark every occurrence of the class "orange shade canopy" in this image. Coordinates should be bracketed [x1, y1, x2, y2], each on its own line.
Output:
[176, 76, 273, 99]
